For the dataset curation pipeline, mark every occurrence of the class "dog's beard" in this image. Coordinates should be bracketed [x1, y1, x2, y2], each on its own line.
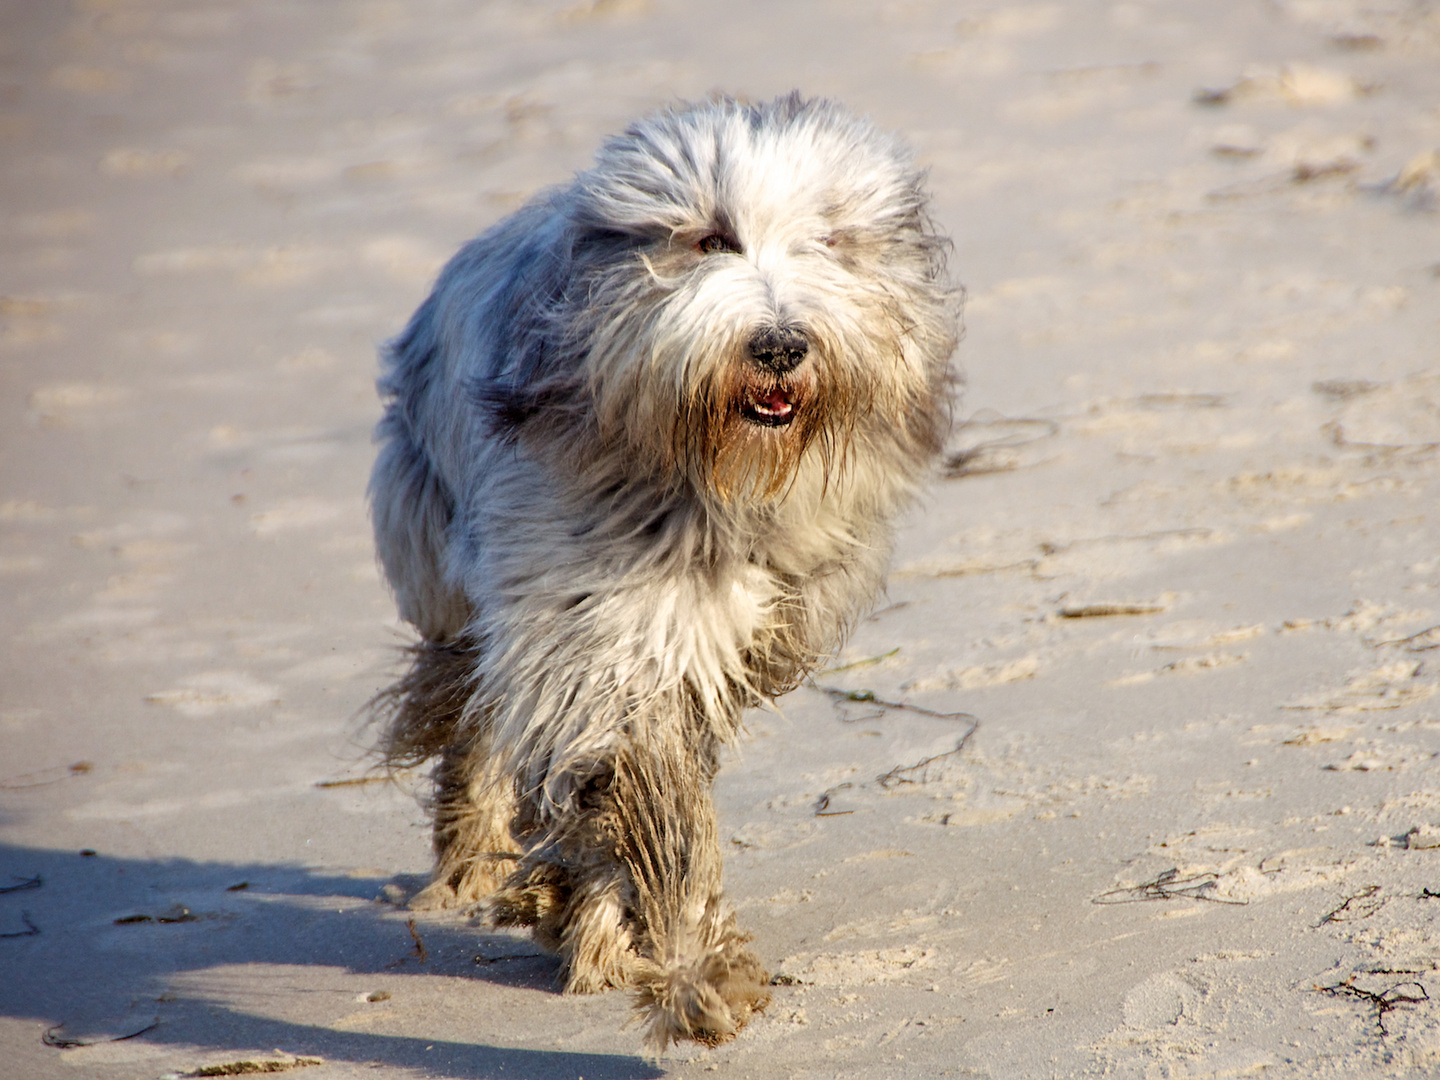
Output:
[677, 356, 857, 502]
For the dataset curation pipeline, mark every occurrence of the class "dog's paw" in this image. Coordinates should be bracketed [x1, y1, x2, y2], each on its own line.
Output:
[633, 940, 771, 1050]
[406, 880, 461, 910]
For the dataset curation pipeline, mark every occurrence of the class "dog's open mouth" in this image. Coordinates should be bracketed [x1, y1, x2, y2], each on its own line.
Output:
[741, 384, 798, 427]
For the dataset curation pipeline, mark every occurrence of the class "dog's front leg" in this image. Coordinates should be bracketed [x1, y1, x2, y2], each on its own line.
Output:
[608, 730, 772, 1049]
[490, 725, 770, 1047]
[488, 764, 643, 995]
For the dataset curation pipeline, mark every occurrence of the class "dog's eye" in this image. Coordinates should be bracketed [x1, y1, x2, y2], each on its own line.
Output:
[696, 233, 741, 255]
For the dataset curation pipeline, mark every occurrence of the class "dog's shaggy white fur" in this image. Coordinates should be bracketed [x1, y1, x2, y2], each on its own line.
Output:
[370, 93, 958, 1048]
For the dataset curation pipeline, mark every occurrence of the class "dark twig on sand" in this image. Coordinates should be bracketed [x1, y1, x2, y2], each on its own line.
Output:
[406, 918, 428, 963]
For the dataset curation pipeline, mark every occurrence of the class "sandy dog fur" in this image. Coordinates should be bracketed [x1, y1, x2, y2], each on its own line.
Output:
[369, 93, 959, 1048]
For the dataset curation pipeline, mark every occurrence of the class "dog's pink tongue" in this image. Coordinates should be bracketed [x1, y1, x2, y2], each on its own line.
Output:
[757, 388, 792, 416]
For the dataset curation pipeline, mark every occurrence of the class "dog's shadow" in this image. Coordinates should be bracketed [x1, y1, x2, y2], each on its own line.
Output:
[0, 842, 662, 1079]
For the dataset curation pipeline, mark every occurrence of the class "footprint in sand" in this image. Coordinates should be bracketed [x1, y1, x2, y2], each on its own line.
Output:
[1122, 971, 1201, 1029]
[1322, 372, 1440, 452]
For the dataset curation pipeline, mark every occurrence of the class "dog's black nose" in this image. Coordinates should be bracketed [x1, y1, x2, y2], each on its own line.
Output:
[747, 326, 809, 375]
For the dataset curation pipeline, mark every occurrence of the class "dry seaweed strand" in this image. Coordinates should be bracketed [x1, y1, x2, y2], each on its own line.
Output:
[1379, 625, 1440, 652]
[815, 782, 854, 816]
[1315, 976, 1429, 1037]
[815, 647, 900, 675]
[1093, 868, 1247, 906]
[0, 761, 94, 790]
[188, 1057, 323, 1076]
[113, 905, 198, 926]
[876, 731, 979, 789]
[1319, 885, 1384, 925]
[42, 1017, 158, 1048]
[1, 911, 39, 938]
[811, 685, 980, 789]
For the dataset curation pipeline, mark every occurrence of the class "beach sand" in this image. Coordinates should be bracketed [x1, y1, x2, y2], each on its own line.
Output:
[3, 1, 1440, 1076]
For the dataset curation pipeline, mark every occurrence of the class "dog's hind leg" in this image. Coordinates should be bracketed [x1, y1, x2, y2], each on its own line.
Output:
[376, 639, 521, 910]
[412, 740, 522, 910]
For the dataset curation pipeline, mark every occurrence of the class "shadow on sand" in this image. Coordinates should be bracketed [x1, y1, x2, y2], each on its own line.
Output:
[0, 842, 663, 1079]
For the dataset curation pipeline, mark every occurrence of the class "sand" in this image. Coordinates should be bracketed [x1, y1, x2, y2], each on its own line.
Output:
[3, 0, 1440, 1077]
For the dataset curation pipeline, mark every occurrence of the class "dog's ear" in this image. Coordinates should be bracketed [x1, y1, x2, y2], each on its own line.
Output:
[571, 225, 644, 256]
[471, 377, 578, 442]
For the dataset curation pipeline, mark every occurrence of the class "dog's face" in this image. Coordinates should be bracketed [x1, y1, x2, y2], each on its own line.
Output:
[564, 95, 956, 501]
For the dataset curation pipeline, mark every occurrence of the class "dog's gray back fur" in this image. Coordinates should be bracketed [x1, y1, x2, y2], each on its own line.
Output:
[370, 94, 958, 1048]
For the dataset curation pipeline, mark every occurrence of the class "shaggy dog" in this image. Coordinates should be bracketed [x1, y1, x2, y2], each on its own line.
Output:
[370, 93, 958, 1048]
